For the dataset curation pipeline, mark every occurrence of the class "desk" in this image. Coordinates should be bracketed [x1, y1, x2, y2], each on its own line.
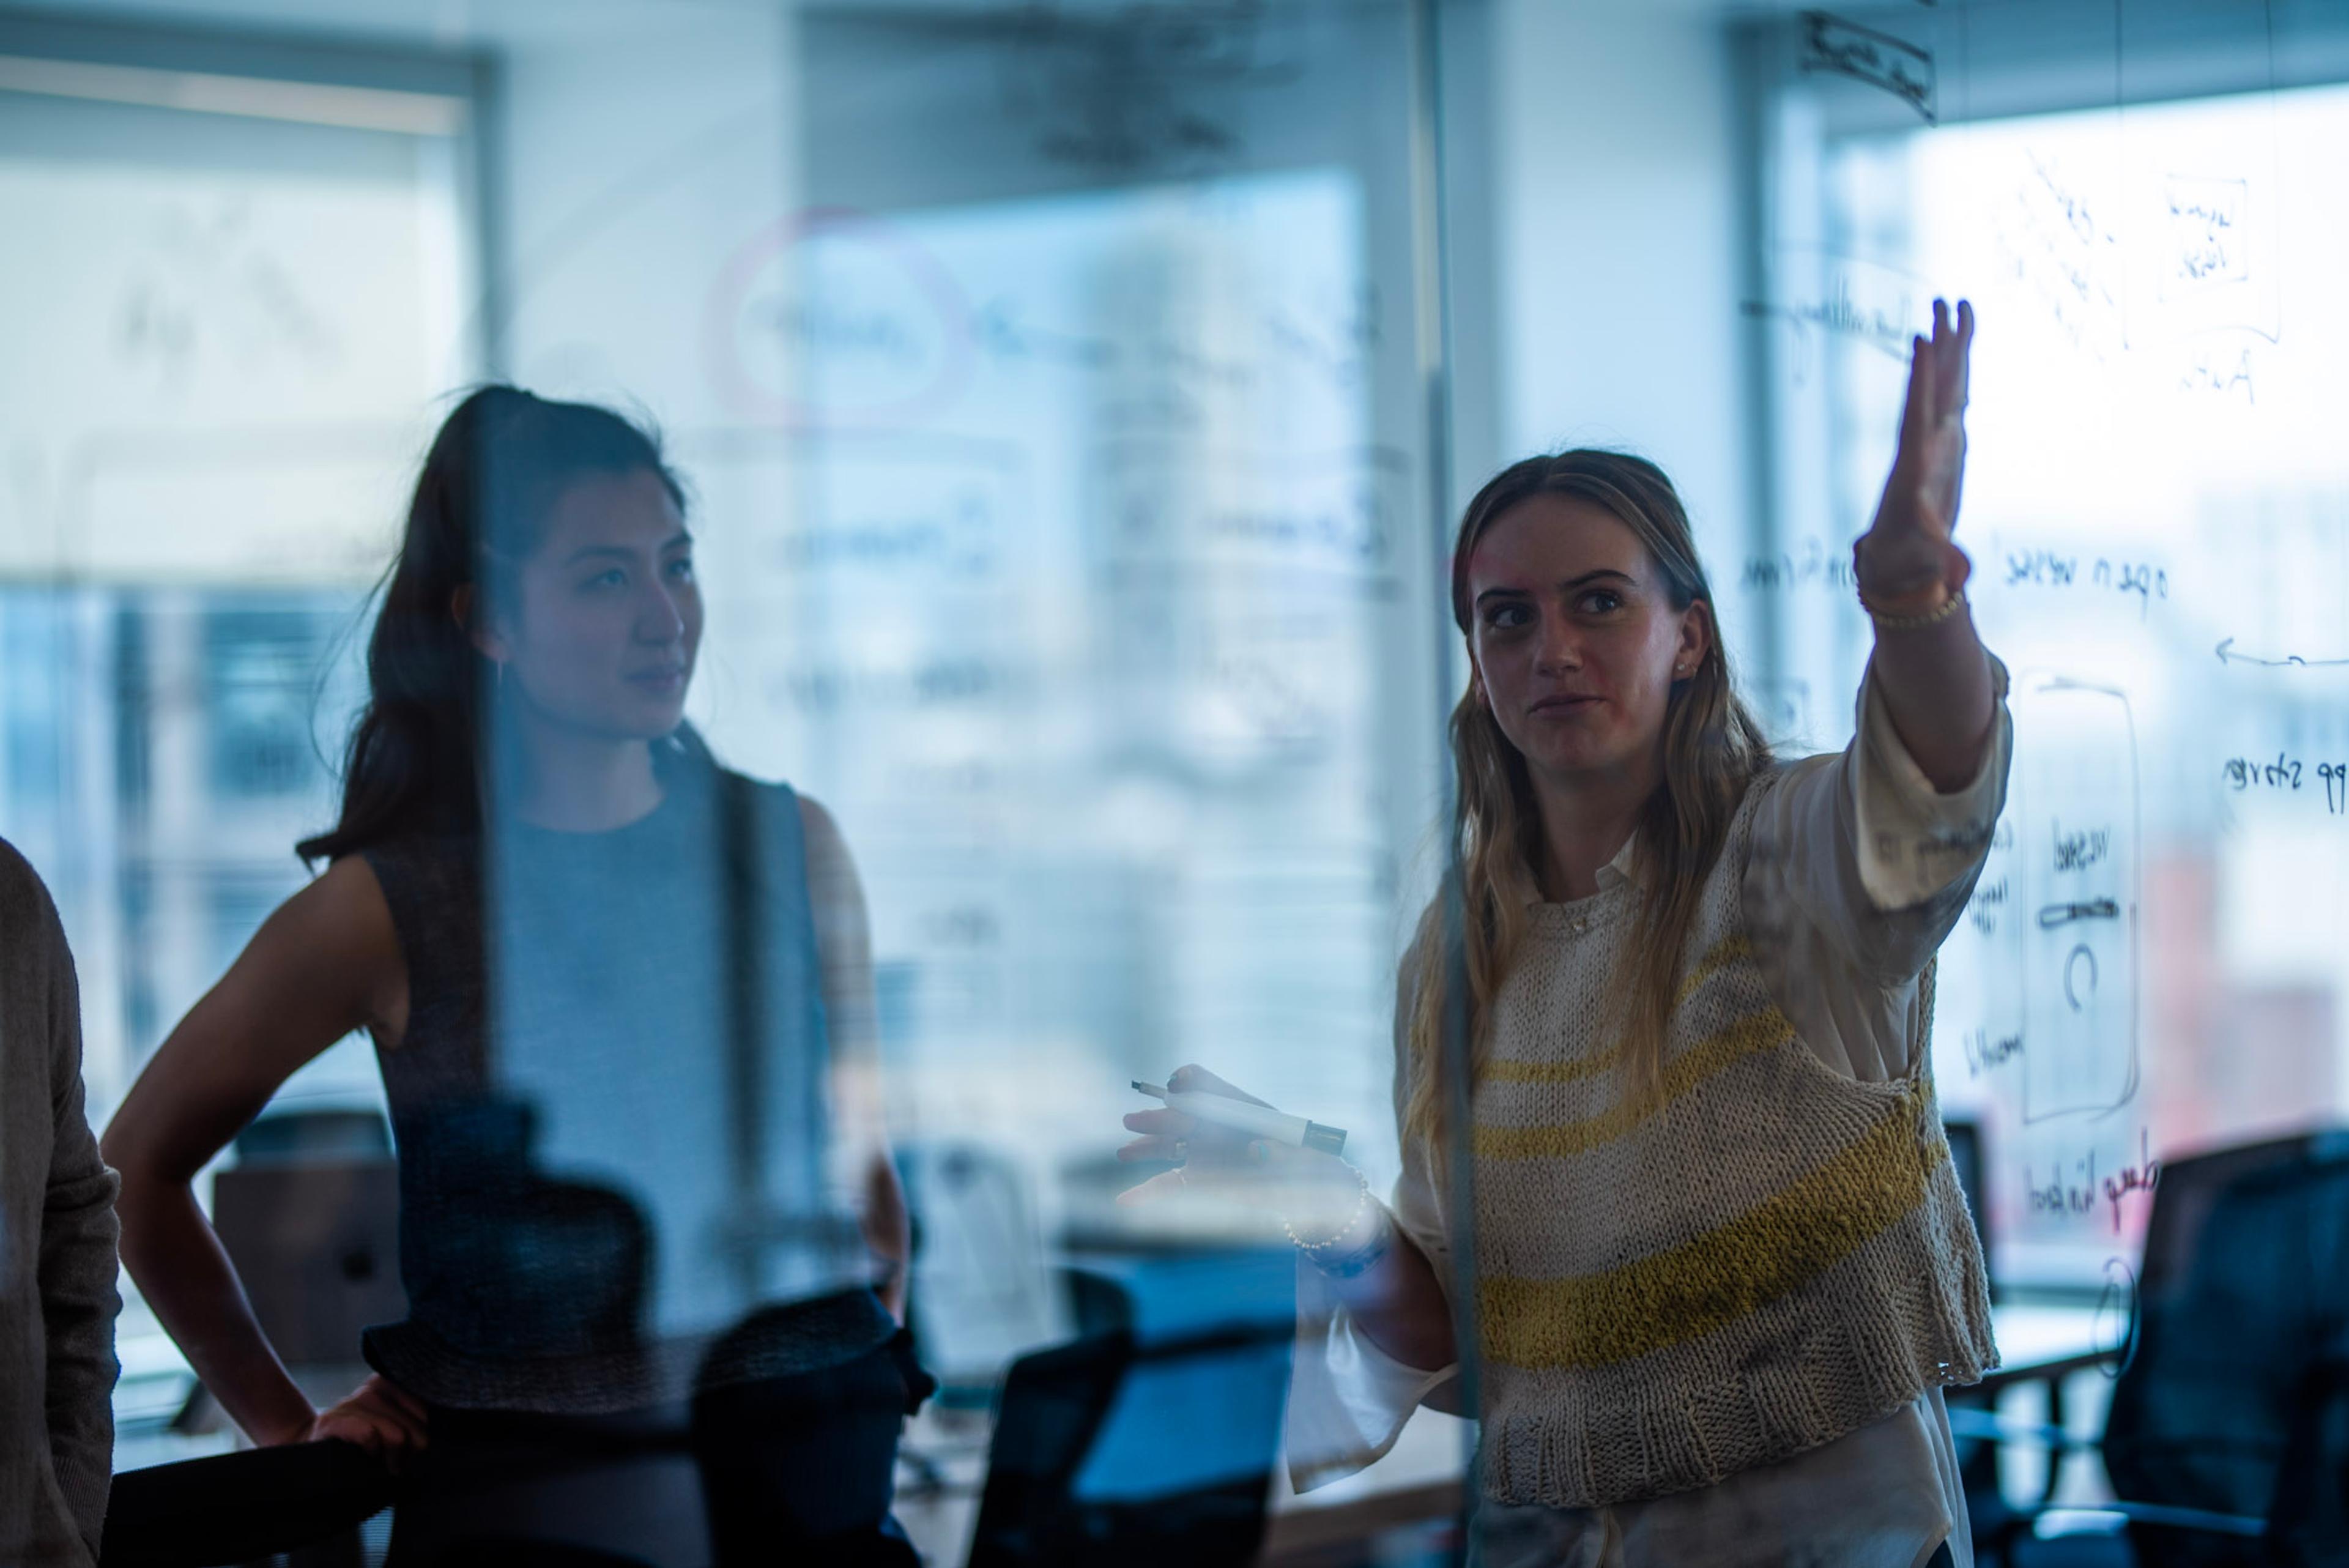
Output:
[1989, 1302, 2112, 1377]
[1260, 1409, 1468, 1566]
[895, 1302, 2108, 1566]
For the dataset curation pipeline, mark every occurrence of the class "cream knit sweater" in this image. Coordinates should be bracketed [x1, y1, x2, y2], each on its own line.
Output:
[1470, 762, 1997, 1507]
[1289, 657, 2012, 1533]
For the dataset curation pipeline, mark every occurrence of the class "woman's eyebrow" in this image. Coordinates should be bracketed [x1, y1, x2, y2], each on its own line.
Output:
[1559, 568, 1636, 590]
[1474, 585, 1533, 607]
[562, 533, 691, 566]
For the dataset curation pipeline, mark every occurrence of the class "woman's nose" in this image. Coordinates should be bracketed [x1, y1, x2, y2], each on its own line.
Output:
[636, 583, 688, 644]
[1534, 614, 1581, 672]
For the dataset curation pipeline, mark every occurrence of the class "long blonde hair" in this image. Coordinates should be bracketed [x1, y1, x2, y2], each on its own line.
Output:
[1400, 451, 1773, 1164]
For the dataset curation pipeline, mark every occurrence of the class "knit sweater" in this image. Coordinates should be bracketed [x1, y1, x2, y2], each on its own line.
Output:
[0, 838, 121, 1567]
[1470, 761, 1997, 1507]
[1289, 656, 2013, 1548]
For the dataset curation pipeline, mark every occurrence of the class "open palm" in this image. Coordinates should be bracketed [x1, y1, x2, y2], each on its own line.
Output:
[1858, 298, 1975, 601]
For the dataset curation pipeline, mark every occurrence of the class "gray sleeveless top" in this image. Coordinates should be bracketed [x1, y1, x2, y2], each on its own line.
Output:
[358, 751, 886, 1414]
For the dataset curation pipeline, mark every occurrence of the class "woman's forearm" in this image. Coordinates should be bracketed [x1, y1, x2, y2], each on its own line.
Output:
[117, 1177, 314, 1446]
[861, 1152, 910, 1320]
[1869, 604, 1995, 793]
[1321, 1218, 1458, 1373]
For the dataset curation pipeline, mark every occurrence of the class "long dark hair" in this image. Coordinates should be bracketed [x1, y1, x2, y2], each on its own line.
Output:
[1401, 450, 1775, 1159]
[299, 386, 688, 864]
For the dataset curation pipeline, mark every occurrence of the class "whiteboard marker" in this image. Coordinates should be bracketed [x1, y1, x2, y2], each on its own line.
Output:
[1131, 1080, 1347, 1156]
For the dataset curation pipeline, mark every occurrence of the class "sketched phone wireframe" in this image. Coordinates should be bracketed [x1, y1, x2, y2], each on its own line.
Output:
[2010, 674, 2140, 1124]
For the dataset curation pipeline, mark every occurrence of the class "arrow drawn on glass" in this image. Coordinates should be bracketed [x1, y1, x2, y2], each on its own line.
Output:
[2216, 637, 2349, 668]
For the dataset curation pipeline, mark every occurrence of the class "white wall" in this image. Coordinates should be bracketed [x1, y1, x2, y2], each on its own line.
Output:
[489, 3, 810, 778]
[1483, 1, 1760, 669]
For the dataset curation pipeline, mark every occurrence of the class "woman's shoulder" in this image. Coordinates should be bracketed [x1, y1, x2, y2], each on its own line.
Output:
[707, 765, 814, 830]
[708, 768, 856, 881]
[351, 825, 480, 908]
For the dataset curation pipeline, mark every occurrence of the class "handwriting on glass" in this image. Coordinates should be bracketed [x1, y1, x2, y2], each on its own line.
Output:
[1738, 273, 1915, 366]
[2099, 1132, 2162, 1234]
[1740, 536, 1863, 594]
[1961, 1027, 2024, 1079]
[2181, 344, 2255, 403]
[1800, 11, 1936, 123]
[2000, 549, 2168, 617]
[1996, 151, 2123, 358]
[2222, 752, 2349, 815]
[1967, 875, 2009, 938]
[2162, 176, 2249, 292]
[2050, 820, 2110, 874]
[2025, 1131, 2161, 1234]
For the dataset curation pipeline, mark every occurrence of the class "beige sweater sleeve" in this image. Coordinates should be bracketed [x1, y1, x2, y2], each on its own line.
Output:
[1, 839, 121, 1567]
[1743, 655, 2014, 1081]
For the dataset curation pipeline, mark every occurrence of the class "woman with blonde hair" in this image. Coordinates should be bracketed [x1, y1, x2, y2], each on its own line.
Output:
[1124, 302, 2003, 1566]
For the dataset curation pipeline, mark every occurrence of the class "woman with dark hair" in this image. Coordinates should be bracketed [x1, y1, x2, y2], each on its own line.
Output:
[1126, 304, 2005, 1566]
[105, 386, 920, 1563]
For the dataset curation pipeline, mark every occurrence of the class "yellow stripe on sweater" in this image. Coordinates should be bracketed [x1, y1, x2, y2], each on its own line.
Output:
[1480, 1091, 1942, 1370]
[1474, 1005, 1797, 1159]
[1483, 934, 1757, 1089]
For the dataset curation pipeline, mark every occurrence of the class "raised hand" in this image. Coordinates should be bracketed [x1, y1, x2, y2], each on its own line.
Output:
[1856, 298, 1975, 606]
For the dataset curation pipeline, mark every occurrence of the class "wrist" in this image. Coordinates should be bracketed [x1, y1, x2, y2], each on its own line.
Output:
[1282, 1161, 1370, 1251]
[1305, 1202, 1394, 1279]
[1861, 584, 1967, 631]
[243, 1385, 321, 1447]
[1851, 533, 1950, 608]
[254, 1409, 319, 1447]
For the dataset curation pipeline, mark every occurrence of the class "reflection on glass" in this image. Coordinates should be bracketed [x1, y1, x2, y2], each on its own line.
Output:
[107, 390, 927, 1562]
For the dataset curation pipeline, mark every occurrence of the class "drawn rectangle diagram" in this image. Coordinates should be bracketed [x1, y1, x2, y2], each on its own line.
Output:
[2011, 674, 2140, 1123]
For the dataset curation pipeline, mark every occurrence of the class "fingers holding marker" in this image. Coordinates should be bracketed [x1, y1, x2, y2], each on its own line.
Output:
[1116, 1132, 1185, 1163]
[1166, 1062, 1272, 1107]
[1121, 1105, 1194, 1137]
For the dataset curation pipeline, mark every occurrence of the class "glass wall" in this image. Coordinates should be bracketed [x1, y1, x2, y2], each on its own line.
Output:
[2, 2, 1470, 1558]
[1746, 0, 2349, 1292]
[6, 0, 2345, 1561]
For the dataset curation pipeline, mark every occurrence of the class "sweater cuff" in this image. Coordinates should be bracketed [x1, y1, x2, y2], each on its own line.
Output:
[1851, 653, 2012, 910]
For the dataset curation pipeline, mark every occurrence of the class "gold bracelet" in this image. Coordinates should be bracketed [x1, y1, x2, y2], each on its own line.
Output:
[1860, 585, 1967, 631]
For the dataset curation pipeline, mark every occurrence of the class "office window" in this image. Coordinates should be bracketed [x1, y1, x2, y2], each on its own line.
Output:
[1768, 72, 2349, 1288]
[0, 58, 476, 1118]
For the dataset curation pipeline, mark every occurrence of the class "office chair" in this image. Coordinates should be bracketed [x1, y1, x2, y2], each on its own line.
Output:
[1937, 1117, 2032, 1545]
[897, 1140, 1065, 1403]
[200, 1108, 406, 1402]
[967, 1248, 1297, 1568]
[102, 1441, 398, 1568]
[1969, 1129, 2349, 1568]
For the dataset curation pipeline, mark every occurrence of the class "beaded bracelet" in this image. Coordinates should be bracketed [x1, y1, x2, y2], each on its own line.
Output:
[1282, 1162, 1371, 1254]
[1858, 585, 1967, 631]
[1282, 1164, 1397, 1277]
[1312, 1209, 1395, 1279]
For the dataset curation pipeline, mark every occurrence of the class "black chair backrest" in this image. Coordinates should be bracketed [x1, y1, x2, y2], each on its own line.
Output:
[968, 1319, 1293, 1568]
[1943, 1117, 1992, 1300]
[102, 1440, 396, 1567]
[2104, 1129, 2349, 1566]
[212, 1157, 406, 1366]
